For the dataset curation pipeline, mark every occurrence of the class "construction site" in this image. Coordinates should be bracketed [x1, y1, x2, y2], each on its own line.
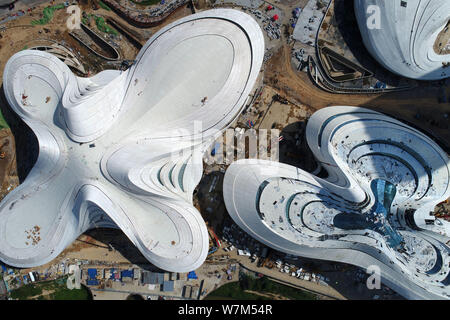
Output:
[0, 0, 448, 301]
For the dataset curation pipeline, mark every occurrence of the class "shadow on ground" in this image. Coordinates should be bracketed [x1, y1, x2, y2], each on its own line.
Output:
[0, 84, 38, 183]
[81, 228, 168, 272]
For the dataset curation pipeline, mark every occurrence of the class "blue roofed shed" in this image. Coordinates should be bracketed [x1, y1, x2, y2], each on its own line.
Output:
[87, 268, 97, 280]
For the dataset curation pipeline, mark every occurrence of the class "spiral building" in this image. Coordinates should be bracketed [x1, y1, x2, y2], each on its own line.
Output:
[224, 107, 450, 299]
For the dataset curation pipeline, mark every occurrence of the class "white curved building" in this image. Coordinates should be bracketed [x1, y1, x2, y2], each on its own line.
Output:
[354, 0, 450, 80]
[224, 107, 450, 299]
[0, 9, 264, 272]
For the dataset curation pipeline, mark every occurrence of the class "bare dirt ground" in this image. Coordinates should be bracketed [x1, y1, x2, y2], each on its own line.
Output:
[435, 200, 450, 221]
[99, 2, 193, 41]
[434, 21, 450, 55]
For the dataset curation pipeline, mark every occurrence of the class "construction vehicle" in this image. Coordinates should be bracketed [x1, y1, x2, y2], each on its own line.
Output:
[258, 255, 271, 268]
[273, 94, 288, 104]
[208, 228, 222, 248]
[208, 246, 217, 256]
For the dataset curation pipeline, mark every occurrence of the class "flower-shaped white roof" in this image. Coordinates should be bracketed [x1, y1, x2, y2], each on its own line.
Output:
[0, 9, 264, 272]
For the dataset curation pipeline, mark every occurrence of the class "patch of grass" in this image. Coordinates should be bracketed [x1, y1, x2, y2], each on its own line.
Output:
[89, 15, 118, 36]
[206, 274, 318, 300]
[10, 277, 92, 300]
[98, 1, 112, 11]
[0, 108, 9, 129]
[10, 284, 43, 300]
[31, 4, 65, 26]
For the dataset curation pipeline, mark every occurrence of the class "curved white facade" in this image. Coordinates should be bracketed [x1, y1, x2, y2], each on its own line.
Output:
[354, 0, 450, 80]
[224, 107, 450, 299]
[0, 9, 264, 272]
